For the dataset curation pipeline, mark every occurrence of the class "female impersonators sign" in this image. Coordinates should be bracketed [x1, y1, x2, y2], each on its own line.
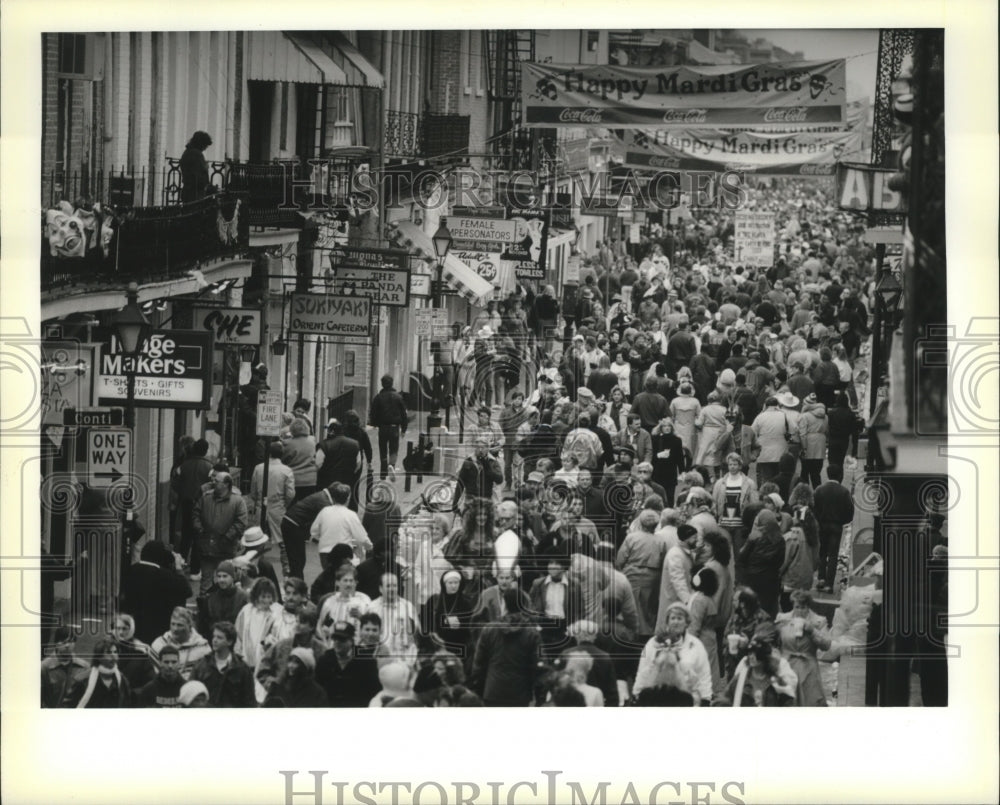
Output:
[521, 60, 846, 130]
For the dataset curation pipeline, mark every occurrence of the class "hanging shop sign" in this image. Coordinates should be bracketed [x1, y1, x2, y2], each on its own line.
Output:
[329, 246, 409, 270]
[97, 329, 213, 409]
[41, 341, 98, 426]
[502, 205, 551, 280]
[620, 128, 863, 175]
[444, 216, 518, 246]
[453, 250, 501, 284]
[287, 294, 373, 339]
[521, 60, 847, 129]
[332, 267, 411, 307]
[191, 305, 262, 346]
[836, 162, 908, 213]
[734, 211, 776, 267]
[410, 272, 432, 297]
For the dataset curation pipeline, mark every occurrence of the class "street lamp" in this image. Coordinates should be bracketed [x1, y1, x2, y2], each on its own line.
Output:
[113, 282, 152, 430]
[428, 223, 453, 431]
[875, 271, 903, 318]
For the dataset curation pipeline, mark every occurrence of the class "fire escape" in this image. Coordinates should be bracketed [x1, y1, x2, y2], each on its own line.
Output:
[486, 30, 556, 176]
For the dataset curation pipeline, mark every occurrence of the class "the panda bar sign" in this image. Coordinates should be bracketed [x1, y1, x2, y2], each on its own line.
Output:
[97, 330, 212, 409]
[288, 294, 373, 338]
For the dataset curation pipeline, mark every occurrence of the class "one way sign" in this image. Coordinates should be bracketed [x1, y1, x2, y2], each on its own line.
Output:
[88, 428, 132, 488]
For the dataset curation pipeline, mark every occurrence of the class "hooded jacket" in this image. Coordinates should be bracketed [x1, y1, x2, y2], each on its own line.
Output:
[797, 402, 828, 460]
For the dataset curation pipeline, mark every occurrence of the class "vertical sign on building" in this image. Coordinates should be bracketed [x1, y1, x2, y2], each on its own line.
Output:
[734, 211, 776, 267]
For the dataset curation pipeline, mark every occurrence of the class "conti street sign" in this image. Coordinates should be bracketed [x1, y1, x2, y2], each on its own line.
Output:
[87, 428, 131, 487]
[97, 329, 213, 409]
[64, 407, 125, 427]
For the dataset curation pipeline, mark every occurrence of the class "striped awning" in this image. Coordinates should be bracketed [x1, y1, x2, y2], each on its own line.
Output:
[246, 32, 383, 88]
[388, 221, 493, 306]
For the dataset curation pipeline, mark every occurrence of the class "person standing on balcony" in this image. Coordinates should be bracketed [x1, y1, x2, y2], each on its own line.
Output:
[180, 131, 213, 203]
[368, 374, 408, 481]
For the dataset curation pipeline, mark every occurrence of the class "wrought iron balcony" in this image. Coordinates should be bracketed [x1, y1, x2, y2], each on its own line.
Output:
[384, 110, 421, 158]
[41, 191, 249, 291]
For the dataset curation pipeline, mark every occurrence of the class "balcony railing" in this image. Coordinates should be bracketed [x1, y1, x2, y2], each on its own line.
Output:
[41, 191, 250, 291]
[384, 110, 421, 158]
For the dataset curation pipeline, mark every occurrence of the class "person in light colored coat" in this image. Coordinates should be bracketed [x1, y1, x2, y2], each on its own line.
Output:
[797, 394, 828, 489]
[750, 397, 788, 486]
[654, 524, 698, 633]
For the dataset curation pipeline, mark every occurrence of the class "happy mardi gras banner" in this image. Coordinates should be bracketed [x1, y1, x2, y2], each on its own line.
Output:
[521, 60, 847, 130]
[619, 128, 864, 176]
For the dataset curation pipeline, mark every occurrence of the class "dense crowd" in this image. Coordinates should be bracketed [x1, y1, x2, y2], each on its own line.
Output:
[45, 178, 909, 708]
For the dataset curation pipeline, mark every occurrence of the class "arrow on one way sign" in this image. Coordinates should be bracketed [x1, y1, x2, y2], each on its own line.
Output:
[88, 429, 132, 488]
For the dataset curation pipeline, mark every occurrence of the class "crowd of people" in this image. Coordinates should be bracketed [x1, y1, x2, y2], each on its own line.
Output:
[44, 178, 894, 708]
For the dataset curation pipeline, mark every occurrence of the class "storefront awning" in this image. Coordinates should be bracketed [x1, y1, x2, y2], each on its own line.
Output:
[388, 221, 493, 306]
[247, 32, 383, 88]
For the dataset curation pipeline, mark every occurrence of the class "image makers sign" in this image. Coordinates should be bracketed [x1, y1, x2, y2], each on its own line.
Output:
[97, 329, 213, 409]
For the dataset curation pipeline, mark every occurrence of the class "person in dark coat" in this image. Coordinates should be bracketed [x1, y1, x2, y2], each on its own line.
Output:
[179, 130, 213, 202]
[262, 647, 328, 707]
[826, 392, 860, 470]
[196, 560, 248, 638]
[75, 637, 132, 708]
[812, 464, 856, 591]
[421, 569, 477, 656]
[650, 416, 686, 507]
[315, 621, 381, 707]
[110, 613, 157, 690]
[121, 540, 193, 644]
[368, 374, 408, 480]
[561, 620, 619, 707]
[471, 600, 544, 707]
[40, 627, 89, 708]
[315, 418, 360, 494]
[171, 437, 213, 570]
[189, 620, 256, 707]
[342, 409, 373, 512]
[737, 509, 786, 617]
[134, 643, 185, 707]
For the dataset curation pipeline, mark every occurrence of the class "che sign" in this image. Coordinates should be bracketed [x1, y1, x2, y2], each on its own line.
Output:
[191, 305, 262, 346]
[87, 428, 131, 487]
[256, 390, 283, 437]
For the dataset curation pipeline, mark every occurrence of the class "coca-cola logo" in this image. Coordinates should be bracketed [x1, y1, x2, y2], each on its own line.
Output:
[650, 156, 680, 168]
[559, 108, 603, 123]
[663, 108, 708, 124]
[798, 164, 829, 175]
[764, 107, 809, 123]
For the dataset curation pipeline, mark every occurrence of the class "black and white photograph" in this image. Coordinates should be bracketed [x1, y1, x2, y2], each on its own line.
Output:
[2, 2, 997, 804]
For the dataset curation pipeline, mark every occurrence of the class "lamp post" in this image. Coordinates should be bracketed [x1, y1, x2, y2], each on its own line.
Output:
[429, 222, 453, 431]
[113, 282, 152, 431]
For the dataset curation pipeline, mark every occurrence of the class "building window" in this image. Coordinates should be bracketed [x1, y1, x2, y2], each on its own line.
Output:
[58, 34, 87, 75]
[344, 350, 356, 377]
[461, 32, 472, 95]
[587, 31, 600, 53]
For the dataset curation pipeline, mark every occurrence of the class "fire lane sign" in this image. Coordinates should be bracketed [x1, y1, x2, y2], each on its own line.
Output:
[256, 390, 283, 437]
[87, 428, 131, 487]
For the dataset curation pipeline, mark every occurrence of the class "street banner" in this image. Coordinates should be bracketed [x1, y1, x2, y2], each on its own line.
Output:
[836, 162, 908, 214]
[620, 128, 864, 176]
[97, 329, 213, 409]
[287, 294, 374, 339]
[332, 266, 410, 307]
[191, 305, 262, 346]
[522, 60, 847, 129]
[734, 211, 776, 267]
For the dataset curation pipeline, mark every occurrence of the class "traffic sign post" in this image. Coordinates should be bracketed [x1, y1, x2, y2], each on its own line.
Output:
[64, 407, 125, 428]
[255, 390, 283, 535]
[87, 428, 132, 487]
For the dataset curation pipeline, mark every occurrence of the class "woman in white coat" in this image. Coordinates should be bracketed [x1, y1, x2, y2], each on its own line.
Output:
[634, 601, 713, 705]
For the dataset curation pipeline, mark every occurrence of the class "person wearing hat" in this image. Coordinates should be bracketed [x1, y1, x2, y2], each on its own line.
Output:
[196, 559, 248, 638]
[234, 526, 283, 600]
[192, 470, 248, 594]
[249, 439, 297, 575]
[189, 620, 256, 708]
[121, 539, 193, 644]
[263, 647, 328, 707]
[314, 620, 381, 708]
[177, 679, 211, 708]
[369, 661, 417, 707]
[420, 570, 477, 658]
[751, 397, 790, 487]
[777, 390, 803, 460]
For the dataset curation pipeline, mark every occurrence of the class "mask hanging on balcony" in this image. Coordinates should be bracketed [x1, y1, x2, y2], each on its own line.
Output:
[217, 198, 241, 245]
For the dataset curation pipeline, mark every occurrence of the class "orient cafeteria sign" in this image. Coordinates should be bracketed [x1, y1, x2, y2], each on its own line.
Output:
[287, 294, 374, 339]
